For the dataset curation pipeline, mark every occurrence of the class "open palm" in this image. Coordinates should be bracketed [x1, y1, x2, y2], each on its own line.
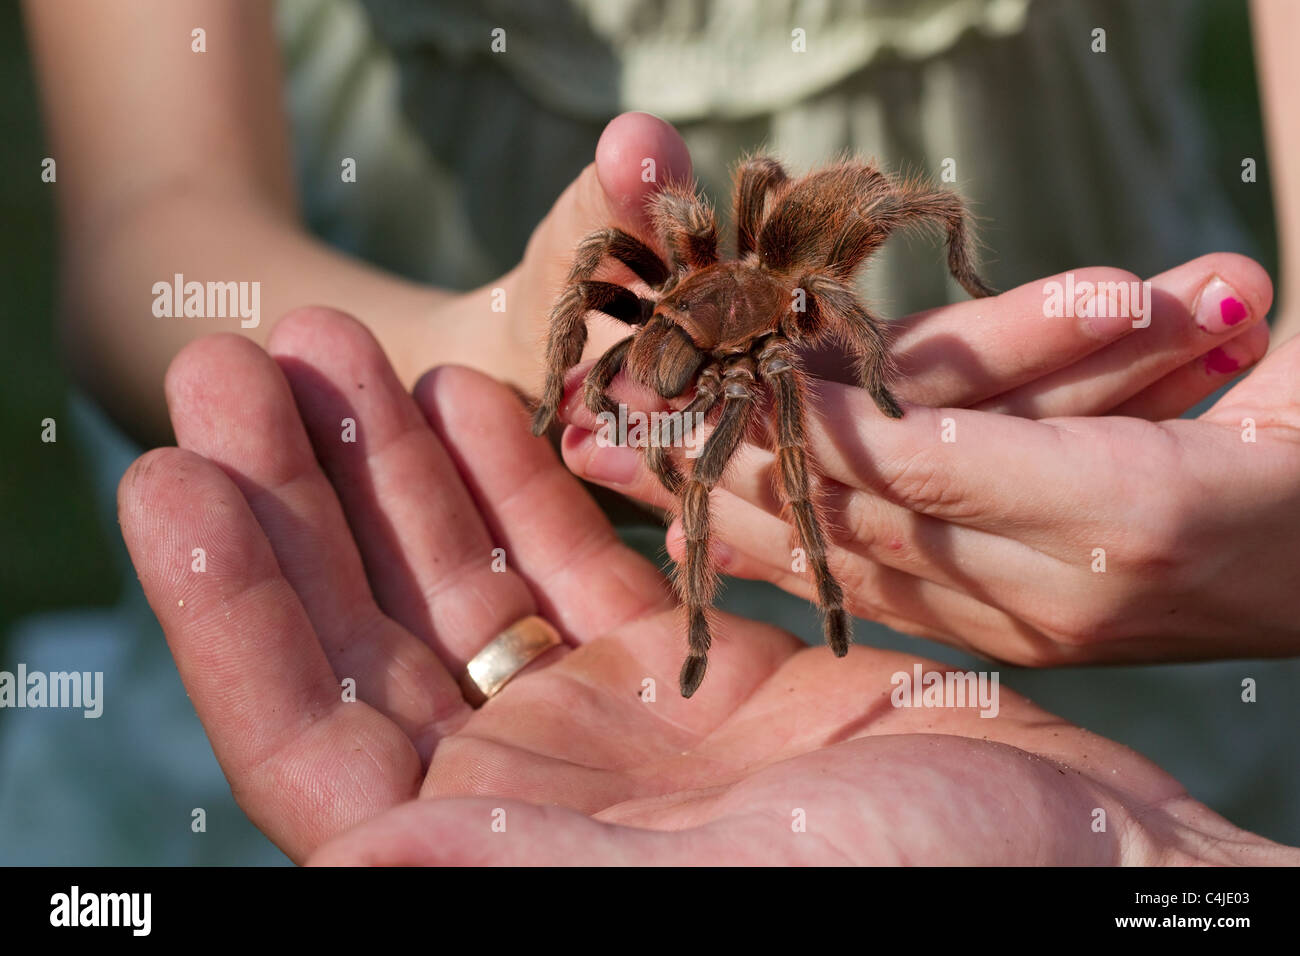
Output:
[118, 308, 1291, 865]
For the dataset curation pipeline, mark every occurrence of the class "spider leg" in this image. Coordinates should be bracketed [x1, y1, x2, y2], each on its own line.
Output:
[582, 336, 634, 418]
[576, 280, 657, 325]
[758, 162, 892, 275]
[796, 272, 903, 419]
[568, 228, 671, 288]
[757, 337, 853, 657]
[585, 342, 721, 495]
[676, 357, 757, 697]
[876, 184, 997, 299]
[732, 156, 790, 258]
[531, 232, 669, 436]
[575, 282, 659, 417]
[646, 363, 722, 495]
[757, 163, 995, 299]
[649, 183, 719, 272]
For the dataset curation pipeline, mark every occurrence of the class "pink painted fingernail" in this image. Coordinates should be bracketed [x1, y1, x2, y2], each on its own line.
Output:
[1194, 277, 1250, 334]
[1203, 341, 1254, 376]
[1204, 347, 1238, 374]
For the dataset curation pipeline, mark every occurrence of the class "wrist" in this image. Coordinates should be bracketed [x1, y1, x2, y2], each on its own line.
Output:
[416, 273, 539, 394]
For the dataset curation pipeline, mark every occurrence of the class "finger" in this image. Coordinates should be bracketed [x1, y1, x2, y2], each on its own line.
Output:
[556, 371, 1073, 664]
[806, 381, 1182, 546]
[268, 307, 550, 672]
[117, 447, 419, 861]
[165, 333, 464, 755]
[562, 393, 1006, 604]
[1201, 327, 1300, 428]
[889, 267, 1145, 408]
[566, 385, 1094, 661]
[567, 347, 1162, 571]
[554, 354, 748, 511]
[521, 112, 691, 264]
[307, 798, 743, 866]
[414, 364, 675, 644]
[560, 424, 668, 501]
[658, 485, 1071, 666]
[976, 254, 1273, 417]
[1110, 321, 1270, 420]
[595, 111, 694, 236]
[569, 360, 1090, 538]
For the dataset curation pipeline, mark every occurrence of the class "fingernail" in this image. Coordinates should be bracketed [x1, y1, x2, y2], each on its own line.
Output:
[583, 440, 642, 484]
[1203, 341, 1251, 376]
[1195, 277, 1250, 334]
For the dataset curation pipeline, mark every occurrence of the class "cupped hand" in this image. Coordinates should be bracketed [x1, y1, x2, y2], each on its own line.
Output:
[559, 253, 1295, 666]
[117, 308, 1294, 865]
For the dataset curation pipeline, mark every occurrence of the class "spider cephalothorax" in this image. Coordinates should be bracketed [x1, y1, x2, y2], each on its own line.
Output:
[531, 156, 995, 697]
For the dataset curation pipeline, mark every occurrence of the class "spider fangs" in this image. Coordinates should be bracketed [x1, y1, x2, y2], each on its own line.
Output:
[531, 156, 995, 698]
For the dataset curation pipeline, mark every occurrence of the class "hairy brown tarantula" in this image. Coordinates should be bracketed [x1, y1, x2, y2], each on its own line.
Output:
[531, 156, 995, 698]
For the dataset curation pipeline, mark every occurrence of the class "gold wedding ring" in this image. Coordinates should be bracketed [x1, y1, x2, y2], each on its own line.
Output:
[459, 615, 564, 706]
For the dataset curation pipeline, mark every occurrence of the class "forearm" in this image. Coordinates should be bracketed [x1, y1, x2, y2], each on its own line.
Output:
[22, 0, 492, 446]
[1252, 0, 1300, 344]
[59, 187, 465, 446]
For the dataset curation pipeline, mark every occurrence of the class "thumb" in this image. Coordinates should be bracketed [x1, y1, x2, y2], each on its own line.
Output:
[534, 111, 693, 256]
[521, 111, 691, 284]
[508, 111, 692, 390]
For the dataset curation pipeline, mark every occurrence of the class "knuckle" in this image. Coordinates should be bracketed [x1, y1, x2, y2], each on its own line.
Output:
[1118, 494, 1194, 581]
[882, 448, 967, 515]
[1032, 599, 1127, 648]
[839, 493, 884, 552]
[830, 549, 873, 606]
[1000, 637, 1070, 668]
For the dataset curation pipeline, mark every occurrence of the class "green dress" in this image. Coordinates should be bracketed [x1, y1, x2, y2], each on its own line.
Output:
[285, 0, 1257, 310]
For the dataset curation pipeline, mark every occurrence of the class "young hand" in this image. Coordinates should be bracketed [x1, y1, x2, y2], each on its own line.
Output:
[559, 254, 1293, 665]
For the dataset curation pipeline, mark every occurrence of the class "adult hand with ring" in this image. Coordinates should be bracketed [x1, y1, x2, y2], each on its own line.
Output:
[117, 305, 658, 859]
[118, 308, 1297, 865]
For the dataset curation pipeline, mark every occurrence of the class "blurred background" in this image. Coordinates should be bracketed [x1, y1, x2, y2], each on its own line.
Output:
[1, 0, 1295, 864]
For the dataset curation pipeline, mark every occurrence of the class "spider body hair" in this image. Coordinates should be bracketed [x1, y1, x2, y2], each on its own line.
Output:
[531, 155, 995, 697]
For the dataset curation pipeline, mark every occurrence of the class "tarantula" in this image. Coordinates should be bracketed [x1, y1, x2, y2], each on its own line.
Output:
[531, 156, 995, 698]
